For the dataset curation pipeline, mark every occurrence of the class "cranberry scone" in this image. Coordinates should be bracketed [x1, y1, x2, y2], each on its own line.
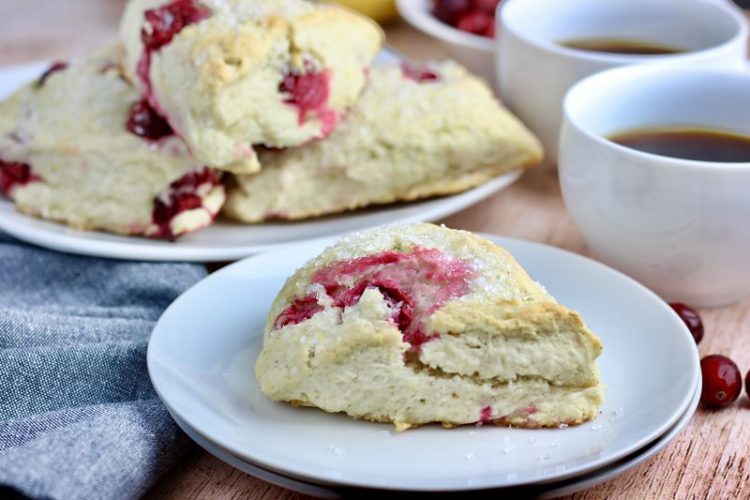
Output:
[255, 224, 604, 430]
[0, 47, 224, 239]
[223, 62, 543, 223]
[119, 0, 383, 173]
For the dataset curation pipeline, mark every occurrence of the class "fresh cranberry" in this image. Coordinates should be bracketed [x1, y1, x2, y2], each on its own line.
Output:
[401, 63, 439, 83]
[457, 11, 493, 35]
[433, 0, 500, 38]
[141, 0, 210, 52]
[700, 355, 742, 408]
[484, 21, 496, 38]
[0, 160, 40, 197]
[36, 61, 68, 88]
[473, 0, 501, 14]
[669, 303, 704, 344]
[151, 167, 221, 239]
[433, 0, 472, 24]
[126, 100, 174, 140]
[280, 68, 332, 124]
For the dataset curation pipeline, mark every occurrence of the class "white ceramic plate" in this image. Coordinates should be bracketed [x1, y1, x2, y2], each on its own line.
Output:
[168, 376, 700, 498]
[148, 233, 700, 490]
[0, 57, 521, 262]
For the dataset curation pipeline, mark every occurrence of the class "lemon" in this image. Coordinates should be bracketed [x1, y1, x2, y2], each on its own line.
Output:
[331, 0, 399, 23]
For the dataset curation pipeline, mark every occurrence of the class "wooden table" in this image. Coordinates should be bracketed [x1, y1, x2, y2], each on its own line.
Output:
[3, 2, 749, 498]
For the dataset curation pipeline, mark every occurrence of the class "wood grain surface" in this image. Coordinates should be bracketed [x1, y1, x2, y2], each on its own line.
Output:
[2, 1, 749, 498]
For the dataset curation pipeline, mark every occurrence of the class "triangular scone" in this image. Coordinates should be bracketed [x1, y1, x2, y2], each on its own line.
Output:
[223, 61, 543, 223]
[120, 0, 383, 173]
[256, 224, 603, 430]
[0, 46, 224, 239]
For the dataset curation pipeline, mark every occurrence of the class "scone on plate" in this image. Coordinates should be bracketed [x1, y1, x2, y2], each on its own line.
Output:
[256, 224, 604, 430]
[119, 0, 383, 173]
[222, 62, 543, 223]
[0, 46, 224, 239]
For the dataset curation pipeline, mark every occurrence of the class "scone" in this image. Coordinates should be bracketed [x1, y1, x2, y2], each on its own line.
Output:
[256, 224, 604, 430]
[223, 62, 543, 223]
[0, 46, 224, 239]
[119, 0, 383, 173]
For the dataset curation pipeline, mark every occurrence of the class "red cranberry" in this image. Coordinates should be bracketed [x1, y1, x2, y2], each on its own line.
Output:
[151, 167, 221, 239]
[433, 0, 472, 24]
[141, 0, 210, 52]
[669, 303, 704, 344]
[433, 0, 500, 37]
[700, 355, 742, 408]
[137, 0, 210, 110]
[0, 160, 40, 197]
[333, 279, 415, 332]
[36, 61, 68, 88]
[371, 281, 415, 332]
[274, 297, 325, 330]
[457, 11, 493, 35]
[280, 68, 331, 124]
[406, 327, 440, 351]
[484, 21, 496, 38]
[473, 0, 500, 14]
[479, 405, 492, 424]
[401, 63, 439, 83]
[126, 99, 174, 140]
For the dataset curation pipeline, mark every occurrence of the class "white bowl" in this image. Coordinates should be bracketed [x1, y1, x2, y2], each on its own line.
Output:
[559, 64, 750, 307]
[396, 0, 495, 83]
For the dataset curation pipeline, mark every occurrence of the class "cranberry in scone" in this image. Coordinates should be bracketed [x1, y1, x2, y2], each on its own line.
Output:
[256, 224, 604, 431]
[0, 161, 41, 198]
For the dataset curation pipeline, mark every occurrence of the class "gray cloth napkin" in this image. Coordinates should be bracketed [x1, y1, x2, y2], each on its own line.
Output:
[0, 232, 206, 499]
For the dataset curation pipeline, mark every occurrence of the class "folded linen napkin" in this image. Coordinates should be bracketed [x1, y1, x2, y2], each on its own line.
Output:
[0, 232, 206, 499]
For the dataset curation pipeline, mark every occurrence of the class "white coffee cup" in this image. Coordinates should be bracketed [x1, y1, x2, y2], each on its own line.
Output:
[497, 0, 749, 164]
[559, 64, 750, 307]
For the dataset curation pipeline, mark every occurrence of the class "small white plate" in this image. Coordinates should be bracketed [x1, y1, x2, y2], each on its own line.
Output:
[148, 233, 700, 490]
[168, 375, 700, 498]
[0, 56, 521, 262]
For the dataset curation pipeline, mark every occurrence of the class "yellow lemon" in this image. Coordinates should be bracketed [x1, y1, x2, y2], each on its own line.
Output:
[331, 0, 399, 23]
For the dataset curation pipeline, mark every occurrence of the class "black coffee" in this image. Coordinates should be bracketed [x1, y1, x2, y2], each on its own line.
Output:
[609, 127, 750, 162]
[560, 38, 683, 55]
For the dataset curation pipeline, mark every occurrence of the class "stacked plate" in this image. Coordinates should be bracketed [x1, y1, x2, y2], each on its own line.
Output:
[147, 234, 700, 497]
